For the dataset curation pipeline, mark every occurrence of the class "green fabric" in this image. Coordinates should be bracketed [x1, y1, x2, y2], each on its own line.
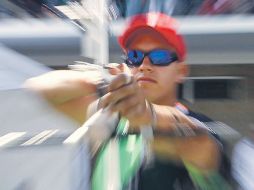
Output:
[92, 118, 143, 190]
[184, 162, 231, 190]
[118, 134, 143, 186]
[91, 117, 231, 190]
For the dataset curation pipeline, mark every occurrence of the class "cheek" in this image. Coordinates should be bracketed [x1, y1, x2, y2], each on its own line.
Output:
[157, 77, 173, 92]
[161, 66, 178, 82]
[156, 69, 177, 90]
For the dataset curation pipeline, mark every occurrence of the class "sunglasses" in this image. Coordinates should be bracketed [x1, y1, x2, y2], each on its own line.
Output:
[124, 49, 178, 67]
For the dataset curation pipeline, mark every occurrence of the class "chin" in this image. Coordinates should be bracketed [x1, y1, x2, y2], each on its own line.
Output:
[138, 82, 156, 90]
[142, 91, 158, 102]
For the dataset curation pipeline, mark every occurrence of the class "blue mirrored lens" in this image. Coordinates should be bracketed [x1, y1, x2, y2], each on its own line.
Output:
[127, 50, 144, 65]
[126, 50, 177, 67]
[149, 50, 173, 65]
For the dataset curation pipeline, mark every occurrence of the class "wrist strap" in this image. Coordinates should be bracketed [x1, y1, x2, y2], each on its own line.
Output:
[96, 80, 108, 97]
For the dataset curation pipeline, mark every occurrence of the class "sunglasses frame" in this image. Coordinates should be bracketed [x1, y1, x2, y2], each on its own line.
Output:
[124, 49, 178, 67]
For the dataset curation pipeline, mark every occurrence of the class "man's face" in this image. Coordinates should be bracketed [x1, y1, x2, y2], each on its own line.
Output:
[126, 31, 187, 105]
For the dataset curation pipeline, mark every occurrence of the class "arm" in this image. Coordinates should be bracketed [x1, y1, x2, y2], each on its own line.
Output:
[23, 70, 101, 124]
[152, 135, 220, 172]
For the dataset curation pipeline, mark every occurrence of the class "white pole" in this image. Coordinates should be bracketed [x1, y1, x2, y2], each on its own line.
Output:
[98, 0, 109, 66]
[81, 0, 109, 66]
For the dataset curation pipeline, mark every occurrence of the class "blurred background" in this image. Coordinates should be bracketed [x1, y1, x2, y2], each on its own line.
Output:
[1, 0, 254, 189]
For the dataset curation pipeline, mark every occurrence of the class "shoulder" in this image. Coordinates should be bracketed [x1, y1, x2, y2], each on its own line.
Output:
[176, 103, 218, 138]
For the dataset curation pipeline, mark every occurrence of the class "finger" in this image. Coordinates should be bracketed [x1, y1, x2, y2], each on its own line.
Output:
[108, 67, 121, 75]
[99, 93, 111, 108]
[108, 74, 133, 92]
[104, 83, 138, 108]
[124, 102, 145, 119]
[109, 63, 128, 74]
[111, 95, 140, 115]
[120, 63, 132, 75]
[105, 63, 122, 75]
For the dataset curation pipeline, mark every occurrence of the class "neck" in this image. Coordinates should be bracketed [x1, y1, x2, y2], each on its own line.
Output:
[153, 93, 177, 106]
[155, 99, 177, 106]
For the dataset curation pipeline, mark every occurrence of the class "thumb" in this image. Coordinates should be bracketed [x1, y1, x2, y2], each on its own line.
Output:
[120, 63, 132, 75]
[107, 63, 122, 75]
[108, 67, 121, 75]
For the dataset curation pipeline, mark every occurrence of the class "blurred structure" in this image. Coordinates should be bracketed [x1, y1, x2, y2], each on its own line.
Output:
[0, 44, 90, 190]
[108, 0, 254, 17]
[197, 0, 254, 15]
[0, 128, 90, 190]
[0, 19, 84, 68]
[0, 0, 111, 69]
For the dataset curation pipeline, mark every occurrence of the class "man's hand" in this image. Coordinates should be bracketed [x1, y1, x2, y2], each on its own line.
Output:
[100, 73, 151, 129]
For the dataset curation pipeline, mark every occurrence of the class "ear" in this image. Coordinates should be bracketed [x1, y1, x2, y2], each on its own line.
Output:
[175, 62, 189, 83]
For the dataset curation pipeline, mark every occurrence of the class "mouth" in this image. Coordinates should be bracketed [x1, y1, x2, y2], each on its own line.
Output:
[137, 77, 157, 83]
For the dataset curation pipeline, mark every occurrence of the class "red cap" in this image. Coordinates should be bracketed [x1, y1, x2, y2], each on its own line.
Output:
[118, 12, 186, 61]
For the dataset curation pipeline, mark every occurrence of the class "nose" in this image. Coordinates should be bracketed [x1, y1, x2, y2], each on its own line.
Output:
[138, 56, 153, 72]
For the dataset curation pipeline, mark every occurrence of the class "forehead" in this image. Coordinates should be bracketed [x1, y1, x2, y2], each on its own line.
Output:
[126, 28, 174, 51]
